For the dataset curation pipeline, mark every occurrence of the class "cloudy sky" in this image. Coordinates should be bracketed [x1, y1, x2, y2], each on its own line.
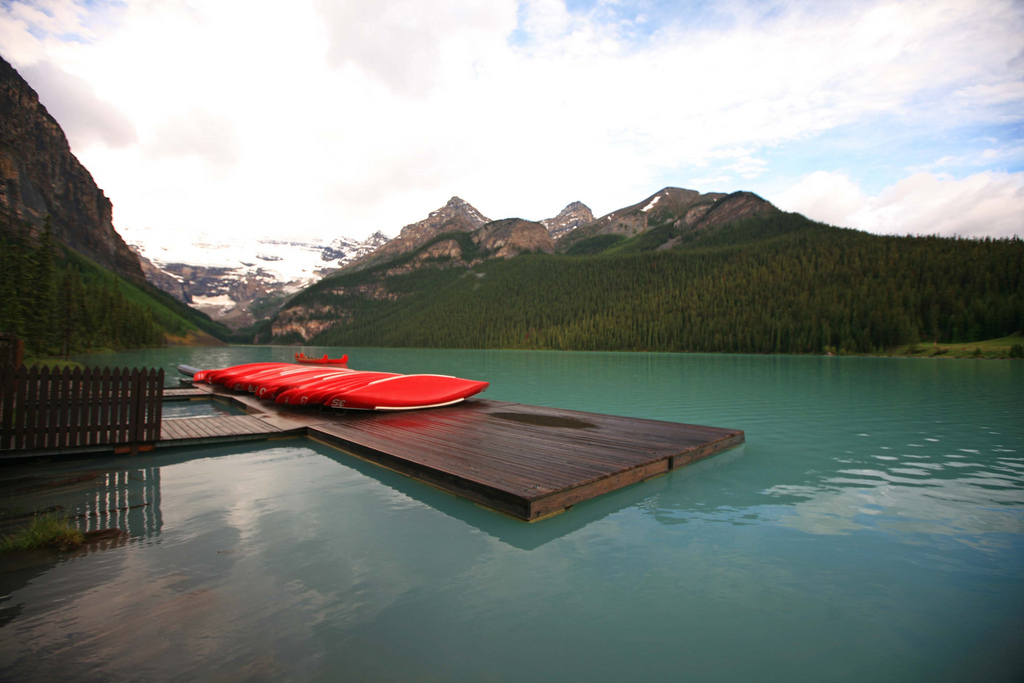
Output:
[2, 0, 1022, 245]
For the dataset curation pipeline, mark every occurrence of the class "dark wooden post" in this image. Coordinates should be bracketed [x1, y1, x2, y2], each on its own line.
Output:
[0, 333, 23, 369]
[129, 368, 142, 454]
[67, 367, 83, 448]
[12, 365, 28, 450]
[0, 363, 15, 450]
[24, 365, 39, 450]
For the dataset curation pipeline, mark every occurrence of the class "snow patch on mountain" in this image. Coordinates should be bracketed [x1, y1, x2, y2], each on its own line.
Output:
[123, 226, 390, 328]
[192, 294, 237, 311]
[641, 196, 660, 212]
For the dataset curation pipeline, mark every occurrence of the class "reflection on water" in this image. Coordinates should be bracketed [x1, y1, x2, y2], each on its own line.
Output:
[1, 348, 1021, 682]
[78, 468, 163, 537]
[0, 462, 162, 538]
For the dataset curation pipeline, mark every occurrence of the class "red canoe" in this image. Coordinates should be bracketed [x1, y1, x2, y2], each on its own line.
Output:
[295, 353, 349, 365]
[193, 361, 488, 411]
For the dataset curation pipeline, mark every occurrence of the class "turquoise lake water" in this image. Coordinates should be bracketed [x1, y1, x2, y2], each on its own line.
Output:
[1, 347, 1022, 681]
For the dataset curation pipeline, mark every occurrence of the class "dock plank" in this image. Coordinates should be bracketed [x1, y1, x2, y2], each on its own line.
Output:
[163, 388, 209, 401]
[159, 414, 298, 446]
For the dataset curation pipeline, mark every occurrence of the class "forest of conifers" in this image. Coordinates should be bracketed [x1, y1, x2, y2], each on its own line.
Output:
[0, 221, 223, 356]
[289, 213, 1024, 354]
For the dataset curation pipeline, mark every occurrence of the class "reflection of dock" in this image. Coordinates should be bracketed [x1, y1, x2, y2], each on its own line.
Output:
[173, 383, 743, 521]
[78, 467, 162, 537]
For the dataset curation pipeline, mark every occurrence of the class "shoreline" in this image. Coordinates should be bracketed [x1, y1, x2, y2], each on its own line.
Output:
[24, 334, 1020, 368]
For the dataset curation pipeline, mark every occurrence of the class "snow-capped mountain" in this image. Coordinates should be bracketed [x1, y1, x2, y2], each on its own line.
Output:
[125, 227, 389, 328]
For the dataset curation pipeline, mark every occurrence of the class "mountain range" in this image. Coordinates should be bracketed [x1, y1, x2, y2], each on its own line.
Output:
[133, 194, 597, 327]
[133, 186, 775, 330]
[2, 54, 1020, 358]
[265, 201, 1022, 355]
[266, 188, 779, 343]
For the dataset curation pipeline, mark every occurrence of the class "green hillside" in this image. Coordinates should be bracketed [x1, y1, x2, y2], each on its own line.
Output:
[275, 212, 1024, 355]
[0, 221, 231, 356]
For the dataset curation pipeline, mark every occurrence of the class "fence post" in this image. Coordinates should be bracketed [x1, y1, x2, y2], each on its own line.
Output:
[129, 368, 143, 455]
[0, 333, 23, 369]
[68, 367, 83, 448]
[152, 369, 165, 442]
[12, 365, 28, 450]
[24, 365, 40, 450]
[1, 363, 15, 450]
[55, 366, 71, 449]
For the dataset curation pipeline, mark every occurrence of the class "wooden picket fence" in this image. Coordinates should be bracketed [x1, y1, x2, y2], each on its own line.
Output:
[0, 365, 164, 452]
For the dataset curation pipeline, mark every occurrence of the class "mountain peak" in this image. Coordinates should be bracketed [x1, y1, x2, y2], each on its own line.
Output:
[541, 201, 595, 239]
[346, 196, 490, 271]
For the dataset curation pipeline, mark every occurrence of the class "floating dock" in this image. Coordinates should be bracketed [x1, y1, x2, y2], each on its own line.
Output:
[165, 383, 743, 521]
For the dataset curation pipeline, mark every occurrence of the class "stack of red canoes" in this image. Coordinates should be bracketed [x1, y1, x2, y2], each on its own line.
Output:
[192, 357, 488, 411]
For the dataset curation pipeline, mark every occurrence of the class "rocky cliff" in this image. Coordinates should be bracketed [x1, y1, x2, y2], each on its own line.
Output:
[0, 56, 143, 282]
[345, 196, 489, 271]
[474, 218, 554, 258]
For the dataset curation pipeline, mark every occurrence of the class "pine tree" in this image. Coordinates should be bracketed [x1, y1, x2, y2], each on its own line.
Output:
[25, 218, 58, 354]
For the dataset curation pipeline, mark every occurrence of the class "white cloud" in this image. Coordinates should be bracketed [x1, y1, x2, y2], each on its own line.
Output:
[772, 171, 868, 227]
[519, 0, 573, 42]
[316, 0, 516, 96]
[0, 0, 1022, 243]
[773, 171, 1024, 238]
[144, 109, 240, 170]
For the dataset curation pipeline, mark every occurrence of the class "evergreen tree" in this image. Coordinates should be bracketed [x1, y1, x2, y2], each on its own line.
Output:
[24, 218, 58, 354]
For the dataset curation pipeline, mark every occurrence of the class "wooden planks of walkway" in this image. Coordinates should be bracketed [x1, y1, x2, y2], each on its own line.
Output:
[163, 387, 209, 401]
[160, 414, 300, 446]
[184, 383, 744, 521]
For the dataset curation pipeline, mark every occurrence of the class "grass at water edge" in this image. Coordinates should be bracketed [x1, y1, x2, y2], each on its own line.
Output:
[0, 513, 84, 552]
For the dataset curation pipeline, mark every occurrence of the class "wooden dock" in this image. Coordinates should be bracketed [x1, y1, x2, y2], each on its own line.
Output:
[3, 376, 743, 521]
[173, 384, 744, 521]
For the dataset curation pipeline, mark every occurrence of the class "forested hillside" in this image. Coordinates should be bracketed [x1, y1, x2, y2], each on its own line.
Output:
[273, 212, 1023, 355]
[0, 220, 230, 357]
